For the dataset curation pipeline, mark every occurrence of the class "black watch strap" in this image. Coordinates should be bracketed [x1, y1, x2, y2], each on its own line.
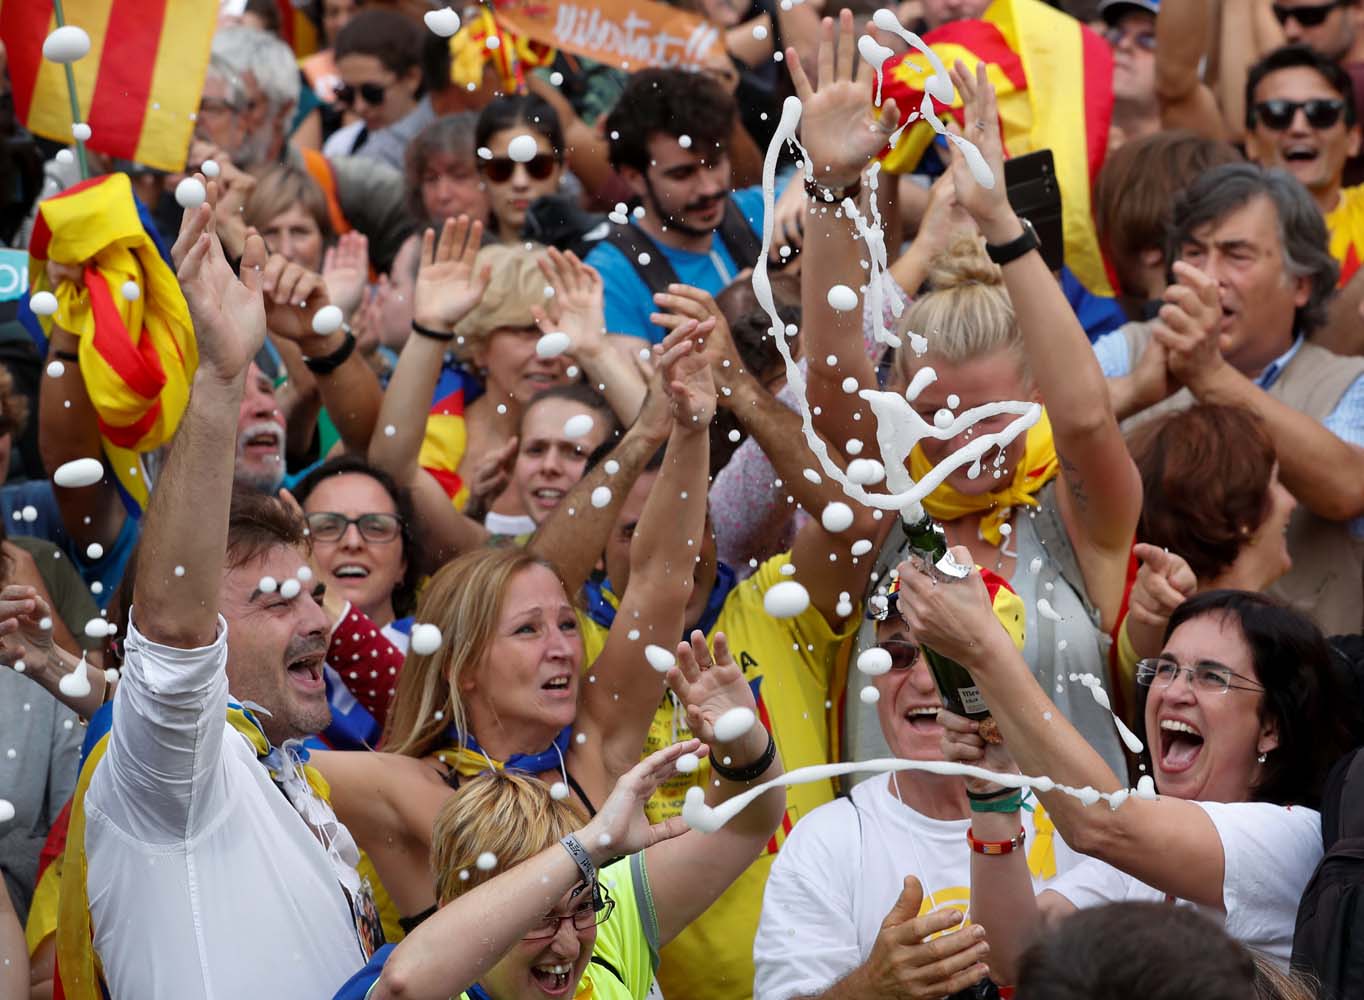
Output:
[302, 329, 356, 376]
[985, 218, 1040, 266]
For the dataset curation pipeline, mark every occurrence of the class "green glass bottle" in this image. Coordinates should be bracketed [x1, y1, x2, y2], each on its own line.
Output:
[901, 506, 993, 724]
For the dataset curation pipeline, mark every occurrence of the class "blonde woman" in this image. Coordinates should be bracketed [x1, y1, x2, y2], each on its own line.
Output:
[333, 630, 786, 1000]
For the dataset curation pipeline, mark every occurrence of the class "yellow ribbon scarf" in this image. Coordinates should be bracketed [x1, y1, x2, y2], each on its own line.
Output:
[909, 408, 1060, 545]
[55, 708, 332, 1000]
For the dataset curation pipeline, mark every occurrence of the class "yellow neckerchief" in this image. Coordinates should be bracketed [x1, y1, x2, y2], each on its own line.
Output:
[55, 707, 332, 1000]
[1027, 801, 1058, 880]
[908, 408, 1060, 545]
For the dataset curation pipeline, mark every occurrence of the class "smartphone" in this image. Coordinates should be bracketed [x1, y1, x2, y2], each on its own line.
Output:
[1003, 149, 1064, 272]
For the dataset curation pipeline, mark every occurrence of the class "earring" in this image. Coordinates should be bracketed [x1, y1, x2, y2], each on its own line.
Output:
[1257, 752, 1267, 764]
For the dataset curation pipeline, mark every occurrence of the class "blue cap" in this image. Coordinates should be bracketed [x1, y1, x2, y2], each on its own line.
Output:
[1099, 0, 1159, 25]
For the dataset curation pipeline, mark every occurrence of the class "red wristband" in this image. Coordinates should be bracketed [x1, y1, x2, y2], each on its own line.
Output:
[967, 827, 1026, 856]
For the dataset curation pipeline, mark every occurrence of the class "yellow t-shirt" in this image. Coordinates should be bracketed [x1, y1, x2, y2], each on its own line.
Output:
[1326, 183, 1364, 286]
[579, 554, 859, 1000]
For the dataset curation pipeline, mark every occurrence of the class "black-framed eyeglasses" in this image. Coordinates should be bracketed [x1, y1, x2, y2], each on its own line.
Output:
[1271, 0, 1343, 27]
[1252, 97, 1346, 130]
[1135, 657, 1265, 695]
[305, 511, 402, 543]
[523, 882, 614, 941]
[333, 80, 389, 108]
[880, 639, 922, 671]
[1104, 26, 1157, 52]
[479, 154, 558, 184]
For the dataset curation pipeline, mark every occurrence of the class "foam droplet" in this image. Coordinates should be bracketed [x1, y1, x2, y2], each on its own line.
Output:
[279, 578, 301, 599]
[85, 543, 103, 560]
[851, 539, 873, 556]
[475, 851, 498, 870]
[644, 644, 675, 672]
[678, 134, 692, 149]
[46, 360, 65, 378]
[763, 580, 810, 618]
[1036, 598, 1063, 622]
[860, 685, 881, 704]
[0, 799, 13, 823]
[423, 6, 461, 36]
[549, 781, 570, 800]
[563, 413, 594, 439]
[536, 331, 571, 358]
[826, 284, 858, 311]
[821, 502, 854, 533]
[410, 623, 443, 655]
[311, 304, 344, 336]
[175, 177, 206, 209]
[752, 24, 768, 39]
[43, 26, 91, 63]
[82, 617, 107, 639]
[846, 458, 885, 485]
[258, 576, 278, 593]
[713, 706, 757, 742]
[857, 647, 893, 676]
[590, 486, 612, 508]
[549, 71, 564, 86]
[20, 506, 37, 523]
[72, 122, 91, 142]
[727, 429, 741, 443]
[676, 752, 700, 773]
[59, 666, 92, 697]
[120, 280, 140, 301]
[54, 457, 108, 491]
[30, 291, 58, 316]
[1135, 776, 1157, 799]
[507, 134, 539, 163]
[201, 159, 220, 178]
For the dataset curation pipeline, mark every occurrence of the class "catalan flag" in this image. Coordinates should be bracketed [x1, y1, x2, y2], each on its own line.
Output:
[418, 363, 484, 511]
[28, 173, 197, 515]
[1326, 183, 1364, 286]
[450, 5, 555, 94]
[272, 0, 319, 58]
[880, 0, 1115, 295]
[0, 0, 216, 173]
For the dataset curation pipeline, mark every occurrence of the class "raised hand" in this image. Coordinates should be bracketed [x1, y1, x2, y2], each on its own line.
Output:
[258, 249, 333, 346]
[465, 435, 519, 515]
[856, 876, 991, 999]
[1151, 260, 1225, 394]
[531, 248, 608, 361]
[0, 585, 56, 673]
[655, 324, 719, 428]
[787, 11, 902, 189]
[1126, 543, 1198, 660]
[412, 216, 490, 333]
[895, 548, 1009, 668]
[939, 708, 1019, 796]
[944, 61, 1009, 232]
[175, 177, 267, 382]
[322, 231, 370, 318]
[666, 631, 760, 746]
[651, 284, 746, 395]
[579, 738, 705, 862]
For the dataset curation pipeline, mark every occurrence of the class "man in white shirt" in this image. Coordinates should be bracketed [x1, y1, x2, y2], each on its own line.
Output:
[753, 596, 1080, 1000]
[79, 199, 372, 998]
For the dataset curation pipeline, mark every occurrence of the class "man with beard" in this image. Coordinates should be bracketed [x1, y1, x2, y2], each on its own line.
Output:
[585, 68, 775, 348]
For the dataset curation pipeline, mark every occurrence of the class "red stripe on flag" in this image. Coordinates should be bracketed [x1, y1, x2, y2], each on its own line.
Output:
[1079, 24, 1114, 183]
[86, 270, 167, 401]
[1342, 243, 1360, 287]
[86, 0, 167, 163]
[276, 0, 295, 49]
[98, 402, 161, 448]
[0, 0, 55, 126]
[429, 390, 466, 417]
[923, 20, 1027, 90]
[425, 465, 464, 500]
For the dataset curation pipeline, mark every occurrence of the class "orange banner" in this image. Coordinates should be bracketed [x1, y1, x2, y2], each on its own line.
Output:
[493, 0, 725, 73]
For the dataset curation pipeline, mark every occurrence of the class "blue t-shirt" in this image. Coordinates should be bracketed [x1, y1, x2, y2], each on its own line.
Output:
[586, 186, 771, 345]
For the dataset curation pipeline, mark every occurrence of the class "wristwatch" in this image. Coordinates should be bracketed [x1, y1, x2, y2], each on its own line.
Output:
[985, 218, 1040, 267]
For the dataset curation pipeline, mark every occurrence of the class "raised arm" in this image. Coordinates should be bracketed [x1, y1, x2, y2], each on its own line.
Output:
[897, 554, 1228, 910]
[645, 632, 785, 945]
[528, 375, 673, 596]
[368, 740, 701, 1000]
[367, 218, 492, 557]
[0, 585, 110, 719]
[533, 249, 647, 425]
[1154, 0, 1226, 139]
[947, 63, 1141, 626]
[573, 335, 715, 788]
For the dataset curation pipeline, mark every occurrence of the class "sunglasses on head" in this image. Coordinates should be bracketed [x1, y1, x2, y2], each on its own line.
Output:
[333, 80, 388, 107]
[479, 154, 557, 183]
[1253, 97, 1346, 130]
[1272, 0, 1343, 26]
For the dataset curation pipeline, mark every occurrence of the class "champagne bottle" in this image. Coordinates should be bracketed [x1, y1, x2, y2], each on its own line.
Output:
[900, 507, 994, 726]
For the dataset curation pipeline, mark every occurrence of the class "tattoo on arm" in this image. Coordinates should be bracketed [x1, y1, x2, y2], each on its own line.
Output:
[1059, 454, 1090, 513]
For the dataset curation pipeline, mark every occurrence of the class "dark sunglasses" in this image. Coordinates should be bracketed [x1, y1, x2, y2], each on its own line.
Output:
[1253, 97, 1346, 130]
[333, 80, 388, 107]
[1272, 0, 1342, 27]
[1103, 26, 1157, 52]
[479, 154, 557, 183]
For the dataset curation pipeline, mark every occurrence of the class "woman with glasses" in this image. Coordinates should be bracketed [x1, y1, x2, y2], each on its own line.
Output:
[474, 95, 568, 247]
[905, 564, 1355, 977]
[333, 689, 784, 1000]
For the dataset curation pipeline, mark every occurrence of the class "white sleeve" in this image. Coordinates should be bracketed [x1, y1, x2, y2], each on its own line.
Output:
[86, 612, 233, 845]
[1044, 855, 1159, 911]
[754, 803, 863, 1000]
[1196, 801, 1322, 960]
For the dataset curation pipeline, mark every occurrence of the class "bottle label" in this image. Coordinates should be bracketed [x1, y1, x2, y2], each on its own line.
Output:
[958, 685, 988, 714]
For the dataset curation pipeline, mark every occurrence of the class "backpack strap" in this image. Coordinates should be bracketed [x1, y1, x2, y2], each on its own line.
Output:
[716, 197, 762, 272]
[601, 223, 679, 294]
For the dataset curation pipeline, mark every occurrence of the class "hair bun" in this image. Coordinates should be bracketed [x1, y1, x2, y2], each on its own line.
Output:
[926, 235, 1004, 292]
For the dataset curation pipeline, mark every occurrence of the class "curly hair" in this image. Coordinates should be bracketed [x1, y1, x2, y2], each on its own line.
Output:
[603, 68, 736, 174]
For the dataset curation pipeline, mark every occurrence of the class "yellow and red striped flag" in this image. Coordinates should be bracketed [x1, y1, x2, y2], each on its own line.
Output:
[273, 0, 319, 58]
[0, 0, 216, 173]
[880, 0, 1115, 295]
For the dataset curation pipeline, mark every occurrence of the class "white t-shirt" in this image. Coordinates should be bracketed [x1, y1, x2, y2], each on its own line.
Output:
[85, 615, 368, 999]
[754, 775, 1082, 1000]
[1046, 799, 1321, 966]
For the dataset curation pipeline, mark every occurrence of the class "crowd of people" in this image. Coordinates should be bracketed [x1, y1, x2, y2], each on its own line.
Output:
[2, 0, 1364, 997]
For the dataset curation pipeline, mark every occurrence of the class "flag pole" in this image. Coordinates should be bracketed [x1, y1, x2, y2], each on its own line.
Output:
[50, 0, 90, 180]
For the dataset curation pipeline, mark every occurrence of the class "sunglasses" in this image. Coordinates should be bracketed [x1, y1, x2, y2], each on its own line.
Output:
[1271, 0, 1342, 26]
[479, 154, 558, 183]
[1252, 97, 1346, 130]
[1104, 26, 1157, 52]
[333, 80, 388, 107]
